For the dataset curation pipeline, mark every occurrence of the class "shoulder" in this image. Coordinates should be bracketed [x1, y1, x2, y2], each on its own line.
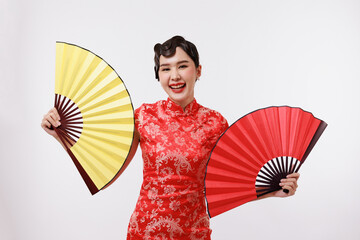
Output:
[197, 104, 229, 130]
[134, 100, 166, 126]
[198, 104, 227, 122]
[135, 100, 165, 116]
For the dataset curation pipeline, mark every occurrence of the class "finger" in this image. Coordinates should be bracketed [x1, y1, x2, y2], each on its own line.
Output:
[43, 124, 54, 135]
[47, 113, 61, 127]
[46, 115, 58, 128]
[280, 180, 298, 191]
[49, 111, 60, 123]
[281, 184, 295, 196]
[284, 175, 299, 189]
[286, 172, 300, 180]
[41, 120, 57, 136]
[41, 119, 51, 129]
[281, 178, 298, 184]
[42, 118, 54, 132]
[50, 107, 61, 120]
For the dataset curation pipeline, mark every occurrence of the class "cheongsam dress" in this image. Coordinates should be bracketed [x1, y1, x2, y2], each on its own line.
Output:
[127, 98, 228, 240]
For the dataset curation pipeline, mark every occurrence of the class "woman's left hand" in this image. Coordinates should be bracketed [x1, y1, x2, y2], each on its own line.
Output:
[274, 173, 300, 198]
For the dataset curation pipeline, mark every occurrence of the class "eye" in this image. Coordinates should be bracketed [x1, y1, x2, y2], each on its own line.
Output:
[161, 68, 170, 72]
[179, 65, 188, 69]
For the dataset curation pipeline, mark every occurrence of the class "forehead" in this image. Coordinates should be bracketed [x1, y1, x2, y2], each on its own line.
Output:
[159, 47, 193, 65]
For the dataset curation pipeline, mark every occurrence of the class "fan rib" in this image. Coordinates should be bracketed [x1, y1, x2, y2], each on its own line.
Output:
[280, 156, 286, 175]
[64, 126, 82, 134]
[64, 119, 83, 126]
[58, 96, 71, 114]
[256, 189, 279, 198]
[259, 168, 275, 181]
[62, 107, 80, 120]
[67, 149, 99, 195]
[66, 125, 83, 134]
[62, 96, 72, 111]
[256, 179, 271, 185]
[58, 94, 67, 113]
[255, 187, 272, 194]
[266, 160, 279, 177]
[262, 164, 276, 179]
[64, 127, 82, 139]
[274, 157, 282, 174]
[56, 127, 76, 146]
[65, 129, 81, 138]
[63, 128, 80, 139]
[61, 102, 77, 118]
[65, 111, 82, 121]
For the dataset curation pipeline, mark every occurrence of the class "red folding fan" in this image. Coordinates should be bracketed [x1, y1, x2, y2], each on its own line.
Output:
[204, 106, 327, 217]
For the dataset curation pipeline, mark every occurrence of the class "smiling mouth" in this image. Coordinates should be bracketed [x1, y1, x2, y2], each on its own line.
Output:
[170, 83, 186, 89]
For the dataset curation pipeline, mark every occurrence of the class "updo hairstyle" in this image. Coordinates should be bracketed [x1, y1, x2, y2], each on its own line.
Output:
[153, 36, 200, 80]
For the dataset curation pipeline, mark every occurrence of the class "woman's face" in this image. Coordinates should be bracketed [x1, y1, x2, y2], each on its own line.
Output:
[158, 47, 202, 110]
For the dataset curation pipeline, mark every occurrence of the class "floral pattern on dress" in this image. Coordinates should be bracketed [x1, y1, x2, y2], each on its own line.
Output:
[127, 98, 228, 240]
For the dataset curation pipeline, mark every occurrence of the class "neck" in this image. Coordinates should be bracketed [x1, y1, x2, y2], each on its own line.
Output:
[170, 97, 194, 111]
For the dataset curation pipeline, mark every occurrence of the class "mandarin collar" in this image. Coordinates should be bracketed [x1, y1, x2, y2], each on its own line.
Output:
[163, 98, 199, 117]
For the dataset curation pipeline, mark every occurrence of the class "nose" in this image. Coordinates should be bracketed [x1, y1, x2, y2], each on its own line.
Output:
[171, 69, 180, 81]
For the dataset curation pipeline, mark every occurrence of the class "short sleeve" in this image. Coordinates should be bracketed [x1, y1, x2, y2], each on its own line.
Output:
[134, 104, 146, 141]
[213, 110, 229, 139]
[204, 110, 229, 150]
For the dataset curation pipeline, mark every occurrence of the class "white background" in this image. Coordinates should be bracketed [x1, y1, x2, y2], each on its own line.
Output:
[1, 0, 359, 239]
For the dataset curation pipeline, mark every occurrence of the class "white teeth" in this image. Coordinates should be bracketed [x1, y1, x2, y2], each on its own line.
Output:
[170, 84, 185, 89]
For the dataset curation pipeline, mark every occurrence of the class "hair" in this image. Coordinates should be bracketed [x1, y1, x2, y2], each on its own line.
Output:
[154, 35, 200, 80]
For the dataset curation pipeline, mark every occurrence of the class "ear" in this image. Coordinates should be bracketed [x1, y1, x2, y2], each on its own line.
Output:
[196, 65, 202, 79]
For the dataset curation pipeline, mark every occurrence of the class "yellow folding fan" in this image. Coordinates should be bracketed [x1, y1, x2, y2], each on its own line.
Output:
[54, 42, 134, 195]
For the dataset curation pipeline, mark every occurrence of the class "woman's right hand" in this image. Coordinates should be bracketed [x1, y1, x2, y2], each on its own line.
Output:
[41, 107, 61, 139]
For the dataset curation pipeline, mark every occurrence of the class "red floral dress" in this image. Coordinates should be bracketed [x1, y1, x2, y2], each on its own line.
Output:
[127, 98, 228, 240]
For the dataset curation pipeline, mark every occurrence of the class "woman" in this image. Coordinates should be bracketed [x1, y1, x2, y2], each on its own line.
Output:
[41, 36, 299, 239]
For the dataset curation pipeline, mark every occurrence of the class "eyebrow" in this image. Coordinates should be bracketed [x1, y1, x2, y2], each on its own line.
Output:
[160, 60, 189, 67]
